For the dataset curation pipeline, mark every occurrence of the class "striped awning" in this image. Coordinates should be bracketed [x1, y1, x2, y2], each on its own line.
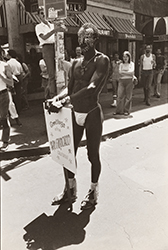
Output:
[104, 16, 142, 40]
[31, 13, 78, 27]
[75, 11, 112, 36]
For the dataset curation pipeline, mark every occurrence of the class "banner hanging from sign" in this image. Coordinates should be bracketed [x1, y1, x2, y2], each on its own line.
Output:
[44, 106, 77, 174]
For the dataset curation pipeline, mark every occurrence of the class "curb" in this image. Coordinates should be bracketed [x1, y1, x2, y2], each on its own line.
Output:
[1, 114, 168, 161]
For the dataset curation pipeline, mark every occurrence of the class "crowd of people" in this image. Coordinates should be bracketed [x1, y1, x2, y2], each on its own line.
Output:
[109, 44, 166, 116]
[0, 10, 167, 210]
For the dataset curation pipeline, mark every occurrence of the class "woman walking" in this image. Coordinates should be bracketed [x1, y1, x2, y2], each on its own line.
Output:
[0, 47, 13, 151]
[114, 51, 134, 116]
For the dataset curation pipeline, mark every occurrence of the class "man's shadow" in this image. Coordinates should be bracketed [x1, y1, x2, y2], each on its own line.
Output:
[23, 203, 95, 250]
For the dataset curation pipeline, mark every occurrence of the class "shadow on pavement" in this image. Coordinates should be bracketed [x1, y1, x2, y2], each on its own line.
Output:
[0, 156, 42, 181]
[23, 203, 95, 250]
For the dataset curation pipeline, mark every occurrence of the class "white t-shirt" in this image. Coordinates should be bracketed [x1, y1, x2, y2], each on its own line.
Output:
[119, 61, 134, 79]
[39, 59, 49, 79]
[142, 54, 153, 70]
[7, 58, 23, 76]
[35, 22, 55, 46]
[0, 61, 8, 91]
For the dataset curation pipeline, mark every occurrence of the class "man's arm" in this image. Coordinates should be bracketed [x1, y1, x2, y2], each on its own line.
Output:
[69, 55, 109, 101]
[36, 21, 67, 41]
[0, 64, 13, 87]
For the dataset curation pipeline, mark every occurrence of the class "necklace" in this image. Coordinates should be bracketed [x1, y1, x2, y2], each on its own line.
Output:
[80, 54, 96, 75]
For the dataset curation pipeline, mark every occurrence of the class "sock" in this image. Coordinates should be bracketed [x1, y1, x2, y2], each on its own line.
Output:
[91, 182, 98, 191]
[90, 182, 99, 201]
[68, 178, 76, 189]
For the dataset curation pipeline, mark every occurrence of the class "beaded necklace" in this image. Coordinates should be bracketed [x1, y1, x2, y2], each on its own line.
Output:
[80, 54, 96, 75]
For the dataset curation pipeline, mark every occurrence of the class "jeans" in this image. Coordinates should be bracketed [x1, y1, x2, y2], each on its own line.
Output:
[141, 70, 153, 103]
[13, 80, 22, 115]
[0, 90, 10, 143]
[42, 44, 56, 98]
[67, 105, 103, 183]
[116, 78, 134, 114]
[8, 91, 18, 119]
[153, 69, 164, 96]
[112, 79, 119, 100]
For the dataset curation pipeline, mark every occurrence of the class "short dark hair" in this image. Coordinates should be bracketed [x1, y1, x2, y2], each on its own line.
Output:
[37, 6, 44, 15]
[113, 51, 119, 57]
[78, 23, 99, 40]
[8, 49, 17, 58]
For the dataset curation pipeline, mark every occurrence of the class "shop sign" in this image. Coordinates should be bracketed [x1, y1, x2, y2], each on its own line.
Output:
[125, 34, 136, 39]
[67, 3, 85, 12]
[99, 30, 111, 36]
[154, 34, 168, 42]
[44, 0, 67, 19]
[44, 107, 77, 174]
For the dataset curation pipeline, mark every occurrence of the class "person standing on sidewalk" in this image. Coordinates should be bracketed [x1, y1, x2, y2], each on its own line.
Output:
[39, 58, 50, 100]
[17, 54, 30, 110]
[110, 52, 122, 107]
[153, 48, 166, 98]
[139, 45, 156, 106]
[47, 22, 109, 210]
[1, 48, 22, 126]
[35, 7, 67, 98]
[114, 51, 134, 116]
[7, 49, 24, 114]
[0, 47, 13, 151]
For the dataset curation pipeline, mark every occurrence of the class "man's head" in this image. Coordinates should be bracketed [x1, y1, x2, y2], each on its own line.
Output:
[145, 45, 152, 54]
[37, 7, 45, 21]
[156, 48, 162, 56]
[75, 47, 82, 58]
[113, 52, 119, 61]
[78, 23, 99, 53]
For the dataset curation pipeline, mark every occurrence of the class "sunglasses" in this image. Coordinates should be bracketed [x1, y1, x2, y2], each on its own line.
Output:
[39, 12, 44, 15]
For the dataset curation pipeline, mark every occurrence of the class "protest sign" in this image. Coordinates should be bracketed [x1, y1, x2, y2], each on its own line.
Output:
[44, 107, 76, 174]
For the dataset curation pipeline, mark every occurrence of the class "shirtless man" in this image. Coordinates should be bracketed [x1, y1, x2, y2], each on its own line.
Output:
[48, 23, 109, 210]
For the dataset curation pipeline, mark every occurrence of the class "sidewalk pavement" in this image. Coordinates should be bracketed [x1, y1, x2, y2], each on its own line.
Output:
[0, 83, 168, 158]
[1, 117, 168, 250]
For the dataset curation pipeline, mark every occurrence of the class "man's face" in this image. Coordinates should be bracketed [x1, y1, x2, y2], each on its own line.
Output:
[38, 9, 45, 21]
[78, 28, 95, 53]
[114, 54, 119, 60]
[146, 46, 151, 54]
[76, 47, 82, 56]
[156, 49, 161, 55]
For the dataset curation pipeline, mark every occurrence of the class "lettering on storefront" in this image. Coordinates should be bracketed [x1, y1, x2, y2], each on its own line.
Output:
[125, 34, 136, 39]
[67, 3, 84, 12]
[154, 34, 168, 42]
[99, 30, 110, 36]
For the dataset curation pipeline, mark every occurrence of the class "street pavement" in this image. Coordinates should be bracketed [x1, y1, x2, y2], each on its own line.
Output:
[0, 83, 168, 154]
[1, 119, 168, 250]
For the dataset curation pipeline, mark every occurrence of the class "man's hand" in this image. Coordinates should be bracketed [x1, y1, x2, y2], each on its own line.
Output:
[54, 20, 67, 32]
[48, 100, 63, 114]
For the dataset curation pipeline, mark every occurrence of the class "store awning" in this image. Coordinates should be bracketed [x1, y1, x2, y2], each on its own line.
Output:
[104, 16, 142, 41]
[75, 11, 112, 36]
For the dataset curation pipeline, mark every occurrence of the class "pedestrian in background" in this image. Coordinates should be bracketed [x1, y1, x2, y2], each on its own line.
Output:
[110, 52, 122, 107]
[39, 58, 50, 100]
[17, 54, 30, 110]
[35, 6, 67, 98]
[0, 48, 22, 126]
[7, 49, 24, 114]
[139, 44, 156, 106]
[153, 48, 166, 98]
[114, 51, 134, 116]
[0, 46, 13, 151]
